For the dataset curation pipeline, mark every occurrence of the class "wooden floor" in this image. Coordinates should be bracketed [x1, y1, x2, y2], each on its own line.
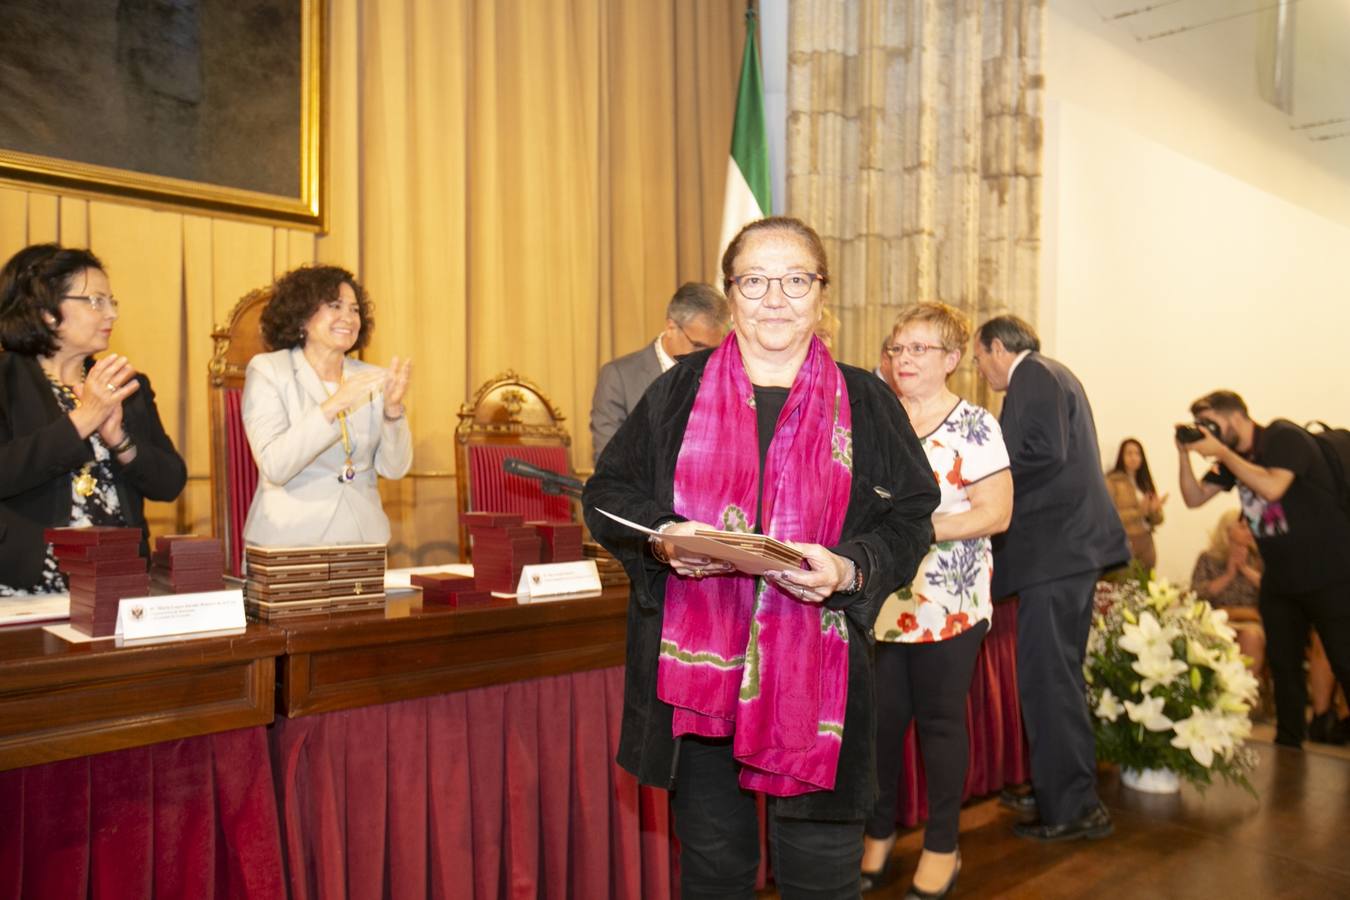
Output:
[765, 738, 1350, 898]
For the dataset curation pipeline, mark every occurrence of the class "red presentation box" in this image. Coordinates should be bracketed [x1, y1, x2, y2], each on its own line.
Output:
[411, 573, 477, 592]
[527, 521, 583, 563]
[69, 602, 119, 637]
[45, 526, 141, 545]
[67, 573, 151, 599]
[151, 569, 226, 593]
[53, 542, 141, 562]
[59, 556, 147, 577]
[461, 512, 525, 528]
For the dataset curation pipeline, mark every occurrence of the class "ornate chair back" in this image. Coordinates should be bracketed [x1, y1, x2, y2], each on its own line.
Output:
[208, 288, 269, 576]
[455, 371, 574, 561]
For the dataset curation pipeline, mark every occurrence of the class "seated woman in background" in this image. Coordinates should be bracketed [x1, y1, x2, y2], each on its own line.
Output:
[242, 265, 412, 547]
[1190, 509, 1263, 673]
[1105, 438, 1166, 571]
[863, 302, 1013, 898]
[0, 244, 186, 592]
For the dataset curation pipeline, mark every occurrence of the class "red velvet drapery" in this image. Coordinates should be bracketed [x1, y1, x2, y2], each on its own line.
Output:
[224, 387, 259, 577]
[0, 727, 284, 900]
[271, 667, 675, 900]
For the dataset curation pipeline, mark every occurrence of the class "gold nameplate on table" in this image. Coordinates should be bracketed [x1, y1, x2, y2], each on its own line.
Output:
[594, 508, 805, 576]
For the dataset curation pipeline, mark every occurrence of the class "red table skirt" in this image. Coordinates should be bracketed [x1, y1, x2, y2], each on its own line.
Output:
[1, 600, 1026, 898]
[0, 728, 285, 900]
[271, 667, 676, 900]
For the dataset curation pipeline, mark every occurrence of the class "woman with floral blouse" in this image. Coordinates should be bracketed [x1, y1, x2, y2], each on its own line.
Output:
[861, 303, 1013, 898]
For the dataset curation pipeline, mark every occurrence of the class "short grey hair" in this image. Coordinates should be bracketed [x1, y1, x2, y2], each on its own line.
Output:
[667, 282, 728, 327]
[975, 314, 1040, 353]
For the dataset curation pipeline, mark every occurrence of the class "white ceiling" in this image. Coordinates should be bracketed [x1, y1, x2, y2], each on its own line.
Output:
[1088, 0, 1350, 176]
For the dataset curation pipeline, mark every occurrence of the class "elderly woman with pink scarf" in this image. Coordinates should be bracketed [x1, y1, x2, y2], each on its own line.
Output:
[584, 217, 938, 900]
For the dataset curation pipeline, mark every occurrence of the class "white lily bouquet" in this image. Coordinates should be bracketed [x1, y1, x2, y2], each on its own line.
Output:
[1086, 573, 1259, 792]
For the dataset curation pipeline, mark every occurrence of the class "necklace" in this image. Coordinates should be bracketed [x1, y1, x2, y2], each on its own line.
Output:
[328, 366, 357, 483]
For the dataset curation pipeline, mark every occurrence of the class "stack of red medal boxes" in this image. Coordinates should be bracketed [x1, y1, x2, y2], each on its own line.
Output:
[411, 572, 494, 607]
[47, 526, 148, 638]
[150, 536, 226, 594]
[526, 521, 584, 564]
[462, 512, 540, 594]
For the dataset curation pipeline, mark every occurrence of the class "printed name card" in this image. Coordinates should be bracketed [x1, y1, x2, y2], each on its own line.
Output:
[515, 561, 602, 604]
[115, 589, 246, 641]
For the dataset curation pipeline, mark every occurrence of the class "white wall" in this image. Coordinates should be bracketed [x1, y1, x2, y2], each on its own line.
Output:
[1041, 8, 1350, 584]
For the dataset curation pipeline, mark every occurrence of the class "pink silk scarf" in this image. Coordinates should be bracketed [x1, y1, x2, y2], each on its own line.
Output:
[659, 334, 853, 796]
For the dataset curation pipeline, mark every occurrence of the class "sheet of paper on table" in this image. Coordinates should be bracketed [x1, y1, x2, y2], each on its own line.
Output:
[0, 593, 70, 627]
[593, 508, 804, 576]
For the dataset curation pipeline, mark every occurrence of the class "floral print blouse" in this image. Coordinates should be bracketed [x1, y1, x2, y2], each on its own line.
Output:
[876, 400, 1009, 644]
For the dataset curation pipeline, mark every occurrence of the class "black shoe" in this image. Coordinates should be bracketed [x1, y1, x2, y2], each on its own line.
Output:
[904, 851, 961, 900]
[1013, 803, 1113, 842]
[860, 833, 899, 893]
[998, 786, 1037, 819]
[1308, 711, 1347, 745]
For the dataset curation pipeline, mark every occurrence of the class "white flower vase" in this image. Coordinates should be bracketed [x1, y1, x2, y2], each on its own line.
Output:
[1121, 767, 1180, 793]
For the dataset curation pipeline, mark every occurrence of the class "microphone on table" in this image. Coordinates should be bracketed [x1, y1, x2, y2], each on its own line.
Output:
[502, 457, 585, 498]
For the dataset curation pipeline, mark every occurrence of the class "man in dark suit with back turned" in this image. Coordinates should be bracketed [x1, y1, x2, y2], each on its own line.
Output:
[972, 315, 1129, 841]
[589, 282, 727, 463]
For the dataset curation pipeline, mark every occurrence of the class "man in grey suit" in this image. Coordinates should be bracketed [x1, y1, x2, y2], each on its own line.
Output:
[972, 315, 1129, 843]
[589, 282, 728, 462]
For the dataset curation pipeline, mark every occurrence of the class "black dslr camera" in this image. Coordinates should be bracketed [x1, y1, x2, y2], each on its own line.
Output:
[1175, 419, 1221, 444]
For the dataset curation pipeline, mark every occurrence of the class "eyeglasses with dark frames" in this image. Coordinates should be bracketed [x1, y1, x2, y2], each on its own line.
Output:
[728, 272, 826, 300]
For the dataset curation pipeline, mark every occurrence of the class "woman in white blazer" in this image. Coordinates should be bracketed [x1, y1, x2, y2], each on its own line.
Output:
[242, 265, 412, 547]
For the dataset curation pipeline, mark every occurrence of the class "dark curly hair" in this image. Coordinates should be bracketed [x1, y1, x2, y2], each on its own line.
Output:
[0, 243, 106, 356]
[260, 265, 373, 352]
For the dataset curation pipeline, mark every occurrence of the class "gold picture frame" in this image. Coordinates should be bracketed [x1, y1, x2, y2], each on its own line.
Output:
[0, 0, 325, 231]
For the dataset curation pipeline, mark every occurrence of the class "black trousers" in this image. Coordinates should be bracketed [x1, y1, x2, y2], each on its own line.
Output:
[1260, 578, 1350, 746]
[866, 619, 989, 851]
[1016, 571, 1101, 825]
[670, 736, 863, 900]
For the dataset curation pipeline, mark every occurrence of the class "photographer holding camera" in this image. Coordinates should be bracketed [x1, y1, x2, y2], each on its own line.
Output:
[1177, 390, 1350, 748]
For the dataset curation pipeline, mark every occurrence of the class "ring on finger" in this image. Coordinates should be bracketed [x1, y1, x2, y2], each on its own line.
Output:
[107, 382, 117, 392]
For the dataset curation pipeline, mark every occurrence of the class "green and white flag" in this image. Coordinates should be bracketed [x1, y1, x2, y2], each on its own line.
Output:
[718, 7, 772, 262]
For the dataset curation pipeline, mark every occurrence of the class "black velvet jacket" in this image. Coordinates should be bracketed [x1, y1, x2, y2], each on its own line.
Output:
[0, 352, 188, 586]
[583, 349, 938, 821]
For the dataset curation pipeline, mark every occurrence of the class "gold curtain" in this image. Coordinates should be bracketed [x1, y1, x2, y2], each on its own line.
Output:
[0, 0, 742, 564]
[787, 0, 1045, 405]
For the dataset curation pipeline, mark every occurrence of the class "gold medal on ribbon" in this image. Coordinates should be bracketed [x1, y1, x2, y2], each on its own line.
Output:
[73, 468, 97, 497]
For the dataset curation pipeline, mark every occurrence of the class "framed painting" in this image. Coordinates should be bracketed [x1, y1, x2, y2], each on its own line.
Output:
[0, 0, 324, 230]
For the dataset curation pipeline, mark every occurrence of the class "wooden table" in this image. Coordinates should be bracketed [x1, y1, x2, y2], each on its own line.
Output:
[276, 586, 630, 717]
[0, 622, 287, 772]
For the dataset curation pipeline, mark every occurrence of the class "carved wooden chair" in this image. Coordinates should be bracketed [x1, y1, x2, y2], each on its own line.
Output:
[454, 371, 574, 561]
[208, 287, 269, 576]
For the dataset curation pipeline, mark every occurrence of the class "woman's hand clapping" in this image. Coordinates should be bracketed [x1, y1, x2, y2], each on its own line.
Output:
[69, 354, 140, 441]
[382, 356, 412, 419]
[320, 368, 386, 423]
